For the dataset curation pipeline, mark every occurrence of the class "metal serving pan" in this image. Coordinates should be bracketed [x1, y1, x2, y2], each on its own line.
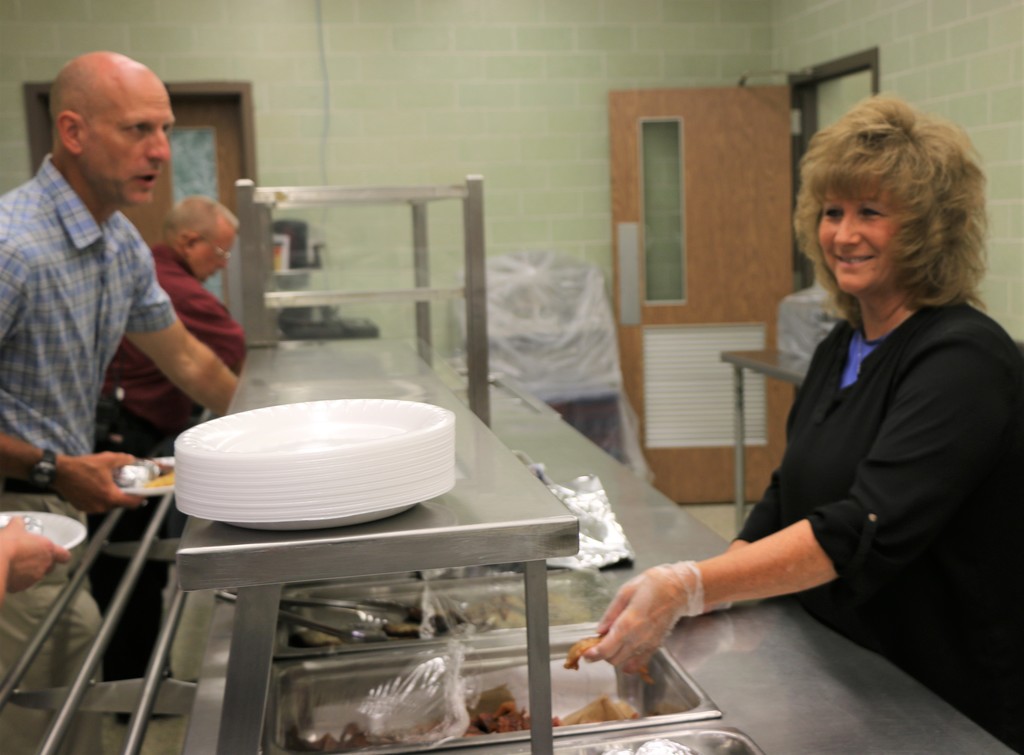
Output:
[264, 624, 721, 753]
[274, 568, 616, 658]
[481, 725, 765, 754]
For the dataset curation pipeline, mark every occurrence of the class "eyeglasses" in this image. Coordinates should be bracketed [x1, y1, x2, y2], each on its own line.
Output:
[197, 235, 232, 260]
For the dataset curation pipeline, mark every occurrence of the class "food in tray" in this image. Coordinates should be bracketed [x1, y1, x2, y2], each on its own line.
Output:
[557, 694, 639, 725]
[285, 723, 371, 752]
[289, 686, 641, 750]
[468, 688, 638, 731]
[284, 583, 603, 651]
[465, 699, 531, 734]
[564, 635, 653, 684]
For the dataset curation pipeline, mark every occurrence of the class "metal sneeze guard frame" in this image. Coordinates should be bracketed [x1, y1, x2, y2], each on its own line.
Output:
[230, 176, 491, 426]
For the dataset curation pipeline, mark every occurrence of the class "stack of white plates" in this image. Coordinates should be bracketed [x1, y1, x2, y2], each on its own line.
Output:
[174, 399, 455, 530]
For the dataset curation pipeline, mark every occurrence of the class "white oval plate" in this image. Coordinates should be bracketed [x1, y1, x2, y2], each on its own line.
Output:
[175, 399, 454, 460]
[222, 502, 417, 530]
[0, 511, 87, 549]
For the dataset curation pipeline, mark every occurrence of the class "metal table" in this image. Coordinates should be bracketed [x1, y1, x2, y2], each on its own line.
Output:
[720, 349, 809, 531]
[176, 340, 578, 754]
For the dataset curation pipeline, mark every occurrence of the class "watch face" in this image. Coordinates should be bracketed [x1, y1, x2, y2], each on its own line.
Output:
[31, 451, 57, 487]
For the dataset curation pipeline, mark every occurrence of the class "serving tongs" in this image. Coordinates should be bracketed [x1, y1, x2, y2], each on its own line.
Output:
[214, 590, 389, 643]
[277, 594, 409, 626]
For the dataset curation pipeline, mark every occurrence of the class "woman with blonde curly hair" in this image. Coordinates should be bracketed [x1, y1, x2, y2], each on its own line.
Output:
[794, 95, 988, 327]
[586, 95, 1024, 751]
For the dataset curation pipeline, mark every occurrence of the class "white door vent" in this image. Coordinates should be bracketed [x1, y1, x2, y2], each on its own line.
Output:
[643, 324, 766, 448]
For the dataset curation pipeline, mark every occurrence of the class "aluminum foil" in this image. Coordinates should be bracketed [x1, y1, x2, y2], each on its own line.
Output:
[526, 462, 635, 570]
[0, 514, 43, 536]
[114, 459, 161, 488]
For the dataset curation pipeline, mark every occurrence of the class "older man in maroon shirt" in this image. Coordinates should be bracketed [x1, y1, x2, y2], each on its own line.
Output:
[102, 195, 246, 442]
[93, 195, 246, 684]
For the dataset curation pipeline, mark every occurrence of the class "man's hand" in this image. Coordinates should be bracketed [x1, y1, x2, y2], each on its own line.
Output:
[53, 452, 145, 513]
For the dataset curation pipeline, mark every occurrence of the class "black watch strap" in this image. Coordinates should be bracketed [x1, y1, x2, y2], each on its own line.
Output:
[30, 449, 58, 488]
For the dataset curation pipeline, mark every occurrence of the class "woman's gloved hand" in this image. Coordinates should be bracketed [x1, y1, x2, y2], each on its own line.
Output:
[585, 560, 704, 676]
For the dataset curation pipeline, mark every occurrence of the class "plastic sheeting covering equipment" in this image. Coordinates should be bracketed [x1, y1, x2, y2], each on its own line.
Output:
[465, 250, 649, 478]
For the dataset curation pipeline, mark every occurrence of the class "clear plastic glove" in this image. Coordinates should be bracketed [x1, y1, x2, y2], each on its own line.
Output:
[586, 561, 704, 677]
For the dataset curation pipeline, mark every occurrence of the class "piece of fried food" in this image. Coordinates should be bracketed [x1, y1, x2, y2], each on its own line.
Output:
[145, 471, 175, 488]
[564, 635, 654, 684]
[564, 635, 602, 670]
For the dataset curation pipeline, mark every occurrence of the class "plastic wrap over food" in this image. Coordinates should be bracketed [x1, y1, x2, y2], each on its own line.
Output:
[417, 582, 477, 640]
[525, 459, 635, 570]
[356, 640, 469, 745]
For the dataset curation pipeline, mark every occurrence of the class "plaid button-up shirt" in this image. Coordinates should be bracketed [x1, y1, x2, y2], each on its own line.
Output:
[0, 157, 175, 456]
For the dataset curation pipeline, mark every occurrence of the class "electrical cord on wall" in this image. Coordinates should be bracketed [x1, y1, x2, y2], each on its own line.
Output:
[315, 0, 331, 187]
[314, 0, 332, 289]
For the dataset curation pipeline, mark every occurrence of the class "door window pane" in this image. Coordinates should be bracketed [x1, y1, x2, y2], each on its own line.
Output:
[641, 119, 684, 302]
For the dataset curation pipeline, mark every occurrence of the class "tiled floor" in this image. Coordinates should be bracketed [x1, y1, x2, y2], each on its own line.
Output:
[681, 501, 740, 541]
[99, 573, 212, 754]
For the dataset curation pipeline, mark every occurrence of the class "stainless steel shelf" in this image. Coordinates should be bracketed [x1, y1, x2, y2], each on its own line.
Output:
[176, 339, 578, 754]
[230, 176, 491, 425]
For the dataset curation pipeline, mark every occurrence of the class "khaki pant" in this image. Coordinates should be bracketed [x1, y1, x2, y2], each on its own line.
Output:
[0, 491, 103, 755]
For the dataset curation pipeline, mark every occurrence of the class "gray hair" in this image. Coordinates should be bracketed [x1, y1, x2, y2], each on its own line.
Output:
[162, 195, 239, 242]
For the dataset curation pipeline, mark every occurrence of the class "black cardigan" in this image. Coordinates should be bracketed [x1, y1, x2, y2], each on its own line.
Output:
[739, 304, 1024, 751]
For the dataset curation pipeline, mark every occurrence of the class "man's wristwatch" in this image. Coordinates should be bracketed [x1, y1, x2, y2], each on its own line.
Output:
[30, 449, 58, 488]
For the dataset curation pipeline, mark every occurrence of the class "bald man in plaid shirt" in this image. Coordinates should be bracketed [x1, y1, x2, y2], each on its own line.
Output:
[0, 52, 237, 753]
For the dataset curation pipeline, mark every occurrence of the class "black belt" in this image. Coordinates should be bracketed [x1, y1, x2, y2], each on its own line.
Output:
[1, 479, 49, 494]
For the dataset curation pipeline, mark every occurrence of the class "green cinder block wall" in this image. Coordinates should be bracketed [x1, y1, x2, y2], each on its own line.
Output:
[1, 0, 1020, 343]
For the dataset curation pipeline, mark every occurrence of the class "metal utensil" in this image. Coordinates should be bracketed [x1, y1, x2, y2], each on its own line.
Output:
[277, 595, 407, 626]
[214, 590, 389, 643]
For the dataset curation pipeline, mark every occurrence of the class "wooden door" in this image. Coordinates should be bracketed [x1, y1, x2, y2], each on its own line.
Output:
[610, 86, 793, 504]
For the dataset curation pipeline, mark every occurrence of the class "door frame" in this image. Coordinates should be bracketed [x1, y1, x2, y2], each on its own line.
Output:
[22, 81, 257, 183]
[788, 48, 880, 287]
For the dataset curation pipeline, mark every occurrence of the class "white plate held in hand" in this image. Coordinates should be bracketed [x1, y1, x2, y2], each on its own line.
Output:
[0, 512, 87, 549]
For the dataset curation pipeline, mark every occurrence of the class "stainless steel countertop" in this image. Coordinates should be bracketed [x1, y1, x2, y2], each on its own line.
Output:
[182, 339, 1012, 754]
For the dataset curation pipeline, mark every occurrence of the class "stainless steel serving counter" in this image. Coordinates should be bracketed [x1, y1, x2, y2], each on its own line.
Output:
[176, 340, 578, 753]
[181, 339, 1012, 754]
